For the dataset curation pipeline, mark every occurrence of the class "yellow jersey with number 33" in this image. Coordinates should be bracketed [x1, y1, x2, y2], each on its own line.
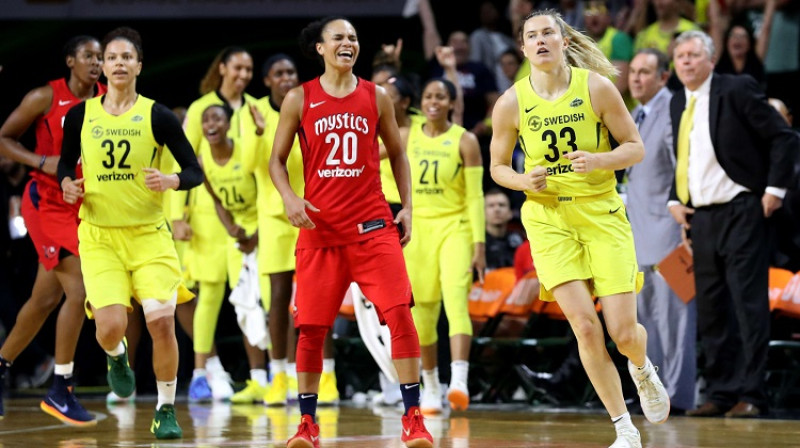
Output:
[516, 67, 616, 199]
[79, 95, 165, 227]
[407, 122, 467, 218]
[199, 138, 258, 230]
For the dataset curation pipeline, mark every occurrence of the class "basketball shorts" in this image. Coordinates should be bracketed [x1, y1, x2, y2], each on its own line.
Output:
[521, 190, 643, 302]
[21, 179, 80, 270]
[258, 213, 298, 275]
[79, 220, 186, 318]
[294, 230, 412, 327]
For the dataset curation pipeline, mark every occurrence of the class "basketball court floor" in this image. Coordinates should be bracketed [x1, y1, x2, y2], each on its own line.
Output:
[2, 398, 800, 447]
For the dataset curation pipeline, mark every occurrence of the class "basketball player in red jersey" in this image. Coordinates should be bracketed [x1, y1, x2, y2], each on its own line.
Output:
[269, 16, 433, 448]
[0, 35, 106, 426]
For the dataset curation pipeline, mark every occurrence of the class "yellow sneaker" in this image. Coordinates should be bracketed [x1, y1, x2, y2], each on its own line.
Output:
[318, 372, 340, 405]
[231, 380, 267, 404]
[264, 372, 288, 406]
[288, 375, 299, 402]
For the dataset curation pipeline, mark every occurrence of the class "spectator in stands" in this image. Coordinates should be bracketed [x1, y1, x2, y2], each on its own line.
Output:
[715, 23, 765, 86]
[634, 0, 698, 53]
[498, 50, 522, 94]
[485, 188, 524, 270]
[470, 1, 518, 93]
[668, 30, 799, 418]
[583, 0, 635, 105]
[760, 0, 800, 122]
[627, 48, 696, 414]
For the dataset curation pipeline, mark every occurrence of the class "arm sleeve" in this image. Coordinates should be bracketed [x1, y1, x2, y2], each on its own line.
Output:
[465, 166, 486, 244]
[57, 103, 86, 186]
[152, 103, 204, 190]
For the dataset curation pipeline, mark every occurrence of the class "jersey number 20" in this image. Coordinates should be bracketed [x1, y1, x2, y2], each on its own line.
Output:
[325, 132, 358, 165]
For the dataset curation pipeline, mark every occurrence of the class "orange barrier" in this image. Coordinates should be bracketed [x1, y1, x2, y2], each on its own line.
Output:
[769, 267, 800, 320]
[468, 267, 517, 321]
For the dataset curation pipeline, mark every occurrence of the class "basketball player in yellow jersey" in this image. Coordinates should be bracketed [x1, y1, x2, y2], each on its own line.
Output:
[173, 47, 261, 401]
[489, 11, 668, 448]
[404, 78, 484, 414]
[57, 27, 203, 440]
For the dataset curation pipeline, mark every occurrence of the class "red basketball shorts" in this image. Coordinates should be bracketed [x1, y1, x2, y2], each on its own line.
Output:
[294, 230, 413, 327]
[21, 179, 80, 270]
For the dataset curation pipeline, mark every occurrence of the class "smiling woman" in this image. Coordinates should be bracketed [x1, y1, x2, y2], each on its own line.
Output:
[56, 26, 203, 441]
[268, 16, 433, 448]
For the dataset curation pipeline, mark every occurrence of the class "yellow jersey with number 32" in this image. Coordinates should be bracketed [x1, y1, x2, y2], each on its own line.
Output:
[516, 67, 616, 199]
[79, 95, 166, 227]
[407, 121, 467, 218]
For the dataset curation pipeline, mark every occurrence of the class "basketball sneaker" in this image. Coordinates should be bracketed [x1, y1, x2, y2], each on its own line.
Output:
[447, 380, 470, 411]
[207, 368, 234, 401]
[288, 374, 299, 401]
[420, 382, 442, 415]
[188, 375, 212, 402]
[40, 375, 96, 426]
[287, 414, 320, 448]
[401, 406, 434, 448]
[151, 404, 183, 439]
[106, 338, 135, 399]
[609, 426, 642, 448]
[264, 372, 288, 406]
[231, 379, 267, 404]
[318, 372, 339, 405]
[628, 358, 670, 424]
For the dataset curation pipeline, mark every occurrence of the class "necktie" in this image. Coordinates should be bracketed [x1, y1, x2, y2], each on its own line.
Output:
[634, 109, 646, 128]
[675, 94, 696, 205]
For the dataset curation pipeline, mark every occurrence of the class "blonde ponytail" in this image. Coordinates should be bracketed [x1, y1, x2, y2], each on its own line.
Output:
[523, 10, 618, 78]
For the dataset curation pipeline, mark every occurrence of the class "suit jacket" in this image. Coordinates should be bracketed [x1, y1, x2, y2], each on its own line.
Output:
[668, 73, 798, 203]
[628, 88, 683, 266]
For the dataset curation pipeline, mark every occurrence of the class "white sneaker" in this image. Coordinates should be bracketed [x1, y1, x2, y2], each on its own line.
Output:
[421, 382, 442, 415]
[609, 426, 642, 448]
[207, 369, 234, 401]
[447, 380, 470, 411]
[373, 372, 402, 406]
[628, 358, 670, 424]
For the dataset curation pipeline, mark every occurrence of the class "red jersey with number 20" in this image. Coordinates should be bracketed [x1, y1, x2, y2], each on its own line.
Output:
[297, 77, 394, 248]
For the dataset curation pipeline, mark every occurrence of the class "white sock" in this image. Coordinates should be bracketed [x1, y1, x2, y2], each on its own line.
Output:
[450, 360, 469, 385]
[270, 358, 286, 377]
[322, 358, 335, 374]
[192, 368, 207, 379]
[205, 356, 224, 372]
[55, 362, 74, 378]
[422, 368, 439, 390]
[612, 412, 635, 433]
[156, 378, 177, 410]
[251, 368, 268, 387]
[105, 341, 125, 357]
[287, 362, 298, 380]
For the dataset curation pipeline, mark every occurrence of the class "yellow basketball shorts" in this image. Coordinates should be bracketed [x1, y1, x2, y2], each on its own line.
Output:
[404, 215, 473, 345]
[78, 220, 183, 318]
[521, 191, 643, 302]
[258, 213, 298, 275]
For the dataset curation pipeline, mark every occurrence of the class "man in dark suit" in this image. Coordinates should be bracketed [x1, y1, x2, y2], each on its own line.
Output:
[668, 30, 799, 418]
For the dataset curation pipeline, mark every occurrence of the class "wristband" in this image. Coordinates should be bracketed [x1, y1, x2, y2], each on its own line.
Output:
[38, 155, 47, 170]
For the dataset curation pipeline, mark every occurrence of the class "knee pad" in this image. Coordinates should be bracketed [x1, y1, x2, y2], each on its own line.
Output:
[383, 304, 421, 359]
[296, 324, 328, 373]
[142, 293, 177, 323]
